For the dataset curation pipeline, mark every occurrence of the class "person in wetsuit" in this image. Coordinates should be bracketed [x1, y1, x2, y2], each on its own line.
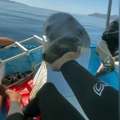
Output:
[42, 12, 118, 120]
[96, 19, 119, 75]
[1, 12, 118, 120]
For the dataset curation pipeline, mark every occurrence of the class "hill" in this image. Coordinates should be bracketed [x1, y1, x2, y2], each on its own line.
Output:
[88, 13, 118, 20]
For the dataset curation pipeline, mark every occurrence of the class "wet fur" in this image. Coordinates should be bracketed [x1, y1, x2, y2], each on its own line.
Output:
[43, 37, 81, 63]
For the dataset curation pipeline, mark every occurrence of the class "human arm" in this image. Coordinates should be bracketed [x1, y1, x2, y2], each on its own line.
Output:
[0, 37, 14, 46]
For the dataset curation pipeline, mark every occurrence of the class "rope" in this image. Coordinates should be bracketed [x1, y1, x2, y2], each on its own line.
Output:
[30, 61, 47, 99]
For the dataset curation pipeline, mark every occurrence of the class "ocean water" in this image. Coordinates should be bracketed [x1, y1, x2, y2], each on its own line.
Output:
[0, 0, 106, 46]
[0, 0, 107, 75]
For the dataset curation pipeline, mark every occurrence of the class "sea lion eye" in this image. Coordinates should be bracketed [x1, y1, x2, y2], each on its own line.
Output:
[76, 29, 83, 37]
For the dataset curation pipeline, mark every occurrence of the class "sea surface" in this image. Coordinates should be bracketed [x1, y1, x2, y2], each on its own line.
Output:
[0, 0, 106, 46]
[0, 0, 107, 75]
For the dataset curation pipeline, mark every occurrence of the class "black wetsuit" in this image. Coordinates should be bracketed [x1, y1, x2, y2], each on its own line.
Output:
[61, 60, 118, 120]
[7, 83, 85, 120]
[102, 19, 118, 56]
[21, 61, 118, 120]
[23, 82, 85, 120]
[7, 61, 118, 120]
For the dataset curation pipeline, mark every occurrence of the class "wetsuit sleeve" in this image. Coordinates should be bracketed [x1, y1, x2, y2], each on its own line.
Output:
[7, 113, 25, 120]
[60, 60, 118, 120]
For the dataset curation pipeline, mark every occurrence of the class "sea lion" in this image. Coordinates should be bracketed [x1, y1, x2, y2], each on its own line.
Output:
[43, 12, 90, 63]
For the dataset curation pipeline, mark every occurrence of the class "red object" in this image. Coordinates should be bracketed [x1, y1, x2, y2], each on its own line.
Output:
[7, 79, 41, 120]
[9, 79, 33, 107]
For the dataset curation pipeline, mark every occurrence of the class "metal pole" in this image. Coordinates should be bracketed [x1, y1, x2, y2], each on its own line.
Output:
[106, 0, 112, 28]
[0, 35, 45, 53]
[0, 35, 46, 64]
[0, 36, 35, 53]
[2, 45, 42, 64]
[118, 1, 120, 120]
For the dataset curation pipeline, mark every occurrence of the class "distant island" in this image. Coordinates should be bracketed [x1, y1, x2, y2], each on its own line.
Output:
[88, 13, 118, 20]
[0, 0, 10, 2]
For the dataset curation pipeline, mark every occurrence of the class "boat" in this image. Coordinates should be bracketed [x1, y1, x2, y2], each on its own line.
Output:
[0, 0, 119, 120]
[0, 34, 118, 120]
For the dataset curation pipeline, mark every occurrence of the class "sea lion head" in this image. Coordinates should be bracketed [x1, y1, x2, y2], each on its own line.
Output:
[43, 12, 90, 63]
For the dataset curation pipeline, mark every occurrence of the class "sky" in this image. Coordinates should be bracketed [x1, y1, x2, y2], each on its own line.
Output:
[11, 0, 118, 15]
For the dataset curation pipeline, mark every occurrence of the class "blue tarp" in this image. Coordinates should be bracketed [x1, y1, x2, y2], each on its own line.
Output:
[0, 45, 42, 76]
